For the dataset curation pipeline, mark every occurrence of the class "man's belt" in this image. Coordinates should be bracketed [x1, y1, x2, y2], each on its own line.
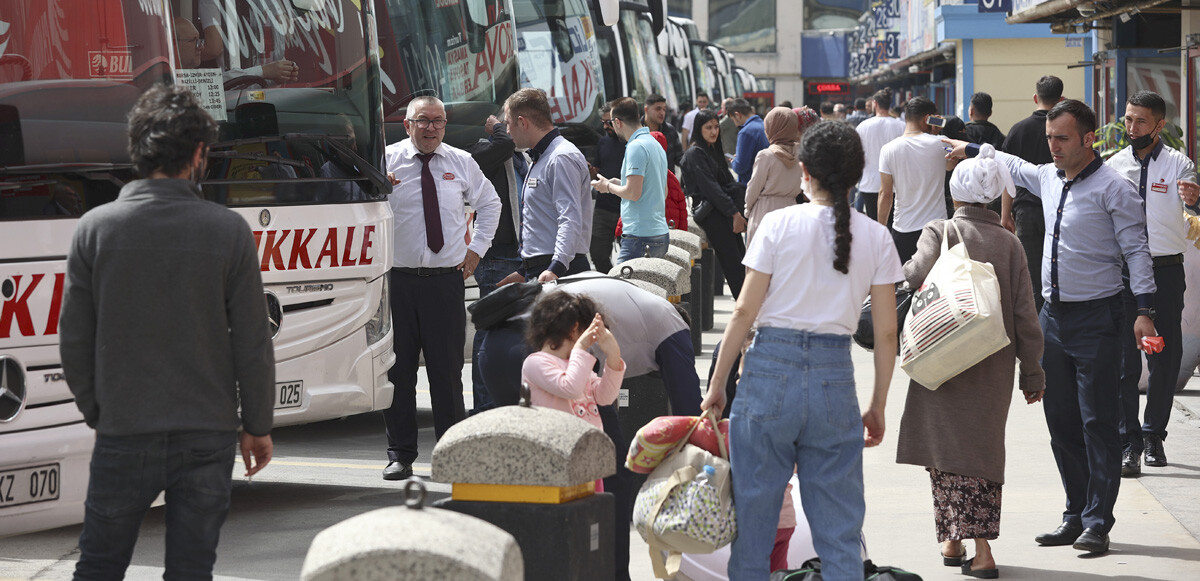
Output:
[1153, 254, 1184, 268]
[394, 266, 458, 276]
[521, 254, 554, 272]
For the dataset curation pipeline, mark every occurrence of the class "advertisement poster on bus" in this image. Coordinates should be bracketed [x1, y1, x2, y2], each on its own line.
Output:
[515, 13, 602, 125]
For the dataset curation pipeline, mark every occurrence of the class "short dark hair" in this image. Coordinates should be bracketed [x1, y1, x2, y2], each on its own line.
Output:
[695, 91, 709, 101]
[127, 83, 218, 178]
[726, 98, 753, 117]
[905, 96, 937, 119]
[525, 292, 600, 351]
[504, 88, 554, 128]
[1048, 98, 1097, 137]
[854, 98, 867, 110]
[1127, 90, 1167, 120]
[779, 100, 793, 109]
[645, 94, 666, 107]
[1036, 75, 1064, 104]
[820, 102, 834, 115]
[610, 97, 640, 124]
[970, 92, 993, 117]
[870, 88, 891, 111]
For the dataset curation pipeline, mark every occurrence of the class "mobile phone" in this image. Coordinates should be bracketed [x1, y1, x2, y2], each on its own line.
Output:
[927, 115, 946, 128]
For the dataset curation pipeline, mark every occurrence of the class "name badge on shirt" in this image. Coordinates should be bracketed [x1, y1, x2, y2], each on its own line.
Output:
[443, 172, 456, 181]
[526, 177, 538, 189]
[1151, 180, 1169, 194]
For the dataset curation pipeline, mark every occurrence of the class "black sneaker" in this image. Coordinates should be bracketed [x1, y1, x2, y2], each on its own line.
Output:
[383, 461, 414, 481]
[1144, 435, 1168, 467]
[1121, 448, 1142, 477]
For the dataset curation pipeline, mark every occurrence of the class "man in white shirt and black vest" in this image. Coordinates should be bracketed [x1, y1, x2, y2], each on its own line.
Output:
[1105, 90, 1200, 476]
[381, 96, 501, 480]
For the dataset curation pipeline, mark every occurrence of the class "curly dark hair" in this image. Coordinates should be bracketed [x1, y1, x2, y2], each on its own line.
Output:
[797, 121, 864, 274]
[127, 84, 218, 178]
[526, 292, 599, 351]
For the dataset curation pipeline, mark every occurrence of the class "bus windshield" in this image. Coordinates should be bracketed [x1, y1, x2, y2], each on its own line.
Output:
[617, 9, 655, 103]
[689, 43, 719, 103]
[511, 0, 605, 129]
[0, 0, 388, 218]
[377, 0, 518, 149]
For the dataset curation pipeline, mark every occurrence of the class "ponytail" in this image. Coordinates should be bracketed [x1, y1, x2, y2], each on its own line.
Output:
[831, 176, 852, 274]
[796, 121, 864, 274]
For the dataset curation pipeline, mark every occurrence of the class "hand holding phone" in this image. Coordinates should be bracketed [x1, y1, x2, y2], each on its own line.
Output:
[1141, 336, 1165, 354]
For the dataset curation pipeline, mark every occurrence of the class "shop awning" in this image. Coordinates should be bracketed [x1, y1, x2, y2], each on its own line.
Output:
[1007, 0, 1178, 28]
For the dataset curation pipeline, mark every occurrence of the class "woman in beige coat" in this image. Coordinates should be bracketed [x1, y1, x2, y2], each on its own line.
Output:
[895, 144, 1045, 579]
[744, 107, 813, 244]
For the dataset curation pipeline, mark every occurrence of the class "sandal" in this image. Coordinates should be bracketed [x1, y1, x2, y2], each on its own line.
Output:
[960, 557, 999, 579]
[942, 545, 966, 567]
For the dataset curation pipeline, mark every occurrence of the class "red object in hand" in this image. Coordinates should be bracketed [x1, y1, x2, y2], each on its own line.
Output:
[1141, 336, 1165, 354]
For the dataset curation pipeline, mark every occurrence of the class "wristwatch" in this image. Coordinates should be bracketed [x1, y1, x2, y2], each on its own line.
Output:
[1137, 306, 1157, 320]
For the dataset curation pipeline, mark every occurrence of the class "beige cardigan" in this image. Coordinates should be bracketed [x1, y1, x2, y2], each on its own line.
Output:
[744, 148, 805, 245]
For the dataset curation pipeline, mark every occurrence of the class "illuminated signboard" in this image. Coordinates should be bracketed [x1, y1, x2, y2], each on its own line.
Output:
[808, 82, 849, 95]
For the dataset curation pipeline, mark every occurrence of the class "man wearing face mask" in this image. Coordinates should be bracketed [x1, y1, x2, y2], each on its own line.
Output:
[1105, 91, 1200, 476]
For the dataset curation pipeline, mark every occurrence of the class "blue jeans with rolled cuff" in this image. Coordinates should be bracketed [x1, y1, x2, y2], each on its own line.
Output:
[616, 233, 670, 264]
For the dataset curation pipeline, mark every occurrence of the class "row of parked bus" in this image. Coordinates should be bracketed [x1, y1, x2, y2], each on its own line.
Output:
[0, 0, 755, 537]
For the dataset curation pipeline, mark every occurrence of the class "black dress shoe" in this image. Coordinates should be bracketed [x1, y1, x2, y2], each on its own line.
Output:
[1073, 528, 1109, 553]
[383, 461, 413, 481]
[1144, 435, 1167, 467]
[1035, 522, 1083, 546]
[1121, 448, 1142, 477]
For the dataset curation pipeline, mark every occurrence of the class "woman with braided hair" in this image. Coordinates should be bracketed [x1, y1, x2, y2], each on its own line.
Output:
[702, 121, 905, 581]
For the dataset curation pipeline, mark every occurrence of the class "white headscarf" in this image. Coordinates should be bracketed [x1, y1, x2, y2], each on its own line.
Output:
[950, 143, 1015, 205]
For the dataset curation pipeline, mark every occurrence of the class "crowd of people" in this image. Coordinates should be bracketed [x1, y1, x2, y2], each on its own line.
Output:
[58, 71, 1200, 581]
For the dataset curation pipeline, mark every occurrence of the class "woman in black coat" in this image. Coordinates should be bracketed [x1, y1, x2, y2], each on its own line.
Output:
[680, 109, 747, 298]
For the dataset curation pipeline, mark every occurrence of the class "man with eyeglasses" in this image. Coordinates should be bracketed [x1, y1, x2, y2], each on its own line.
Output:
[380, 96, 501, 481]
[588, 103, 626, 273]
[173, 18, 204, 69]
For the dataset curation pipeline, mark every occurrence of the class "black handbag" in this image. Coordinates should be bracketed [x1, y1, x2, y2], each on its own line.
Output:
[852, 283, 914, 354]
[769, 558, 924, 581]
[692, 199, 714, 221]
[467, 280, 542, 330]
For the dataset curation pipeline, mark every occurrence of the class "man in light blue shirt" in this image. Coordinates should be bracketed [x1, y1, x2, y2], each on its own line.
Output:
[499, 88, 592, 283]
[592, 97, 669, 263]
[728, 98, 768, 185]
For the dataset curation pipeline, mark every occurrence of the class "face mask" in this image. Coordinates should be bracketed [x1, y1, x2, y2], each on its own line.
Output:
[1128, 130, 1155, 150]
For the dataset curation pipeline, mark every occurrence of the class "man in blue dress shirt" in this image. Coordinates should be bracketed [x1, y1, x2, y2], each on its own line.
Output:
[947, 99, 1157, 555]
[727, 98, 768, 185]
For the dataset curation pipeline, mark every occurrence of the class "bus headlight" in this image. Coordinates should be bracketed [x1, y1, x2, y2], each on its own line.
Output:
[365, 275, 391, 345]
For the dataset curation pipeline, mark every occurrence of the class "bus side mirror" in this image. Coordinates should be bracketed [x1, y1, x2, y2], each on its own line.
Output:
[592, 0, 619, 27]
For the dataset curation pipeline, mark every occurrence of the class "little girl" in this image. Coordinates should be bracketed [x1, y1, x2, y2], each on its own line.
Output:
[522, 292, 625, 434]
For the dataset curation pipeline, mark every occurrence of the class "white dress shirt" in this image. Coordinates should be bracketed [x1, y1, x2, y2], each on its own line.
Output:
[385, 139, 501, 268]
[1106, 141, 1196, 257]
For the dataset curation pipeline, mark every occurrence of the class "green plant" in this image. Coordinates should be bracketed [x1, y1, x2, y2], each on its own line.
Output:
[1094, 120, 1186, 159]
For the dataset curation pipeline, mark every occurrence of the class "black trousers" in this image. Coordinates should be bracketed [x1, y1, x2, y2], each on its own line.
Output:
[1041, 295, 1123, 534]
[1118, 263, 1186, 452]
[890, 228, 922, 266]
[591, 207, 621, 274]
[698, 211, 745, 299]
[1014, 203, 1045, 313]
[383, 269, 466, 464]
[860, 191, 879, 221]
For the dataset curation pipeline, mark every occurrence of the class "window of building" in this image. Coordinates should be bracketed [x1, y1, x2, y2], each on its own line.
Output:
[667, 0, 692, 17]
[709, 0, 775, 53]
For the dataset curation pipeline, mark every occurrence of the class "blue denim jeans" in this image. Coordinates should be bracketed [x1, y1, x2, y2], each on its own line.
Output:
[616, 233, 670, 263]
[74, 431, 237, 581]
[727, 328, 864, 581]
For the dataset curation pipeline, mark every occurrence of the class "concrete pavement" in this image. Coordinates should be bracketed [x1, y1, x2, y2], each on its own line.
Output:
[628, 290, 1200, 580]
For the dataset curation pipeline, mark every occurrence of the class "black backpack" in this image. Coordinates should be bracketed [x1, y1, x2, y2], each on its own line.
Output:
[769, 558, 923, 581]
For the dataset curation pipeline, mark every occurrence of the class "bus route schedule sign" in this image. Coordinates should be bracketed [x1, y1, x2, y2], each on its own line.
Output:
[174, 69, 228, 121]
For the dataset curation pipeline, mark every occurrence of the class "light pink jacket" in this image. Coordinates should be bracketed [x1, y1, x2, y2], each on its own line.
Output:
[522, 349, 624, 430]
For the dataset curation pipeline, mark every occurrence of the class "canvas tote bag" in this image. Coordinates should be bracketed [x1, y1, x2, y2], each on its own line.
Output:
[899, 220, 1010, 390]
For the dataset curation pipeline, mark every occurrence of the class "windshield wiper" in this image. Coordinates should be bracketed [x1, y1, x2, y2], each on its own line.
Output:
[208, 134, 392, 196]
[0, 162, 134, 175]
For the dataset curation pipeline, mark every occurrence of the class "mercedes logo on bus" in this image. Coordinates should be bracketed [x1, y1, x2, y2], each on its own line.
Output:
[259, 209, 271, 227]
[265, 291, 282, 339]
[0, 356, 27, 423]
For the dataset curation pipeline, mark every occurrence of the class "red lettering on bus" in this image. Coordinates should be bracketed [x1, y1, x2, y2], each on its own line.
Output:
[260, 230, 291, 272]
[358, 225, 375, 265]
[340, 226, 359, 266]
[43, 273, 65, 336]
[0, 274, 43, 339]
[315, 228, 341, 268]
[287, 228, 318, 270]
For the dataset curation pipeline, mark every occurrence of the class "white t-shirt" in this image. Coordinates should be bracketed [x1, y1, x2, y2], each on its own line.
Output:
[879, 132, 948, 233]
[681, 108, 701, 136]
[855, 116, 904, 192]
[743, 204, 904, 335]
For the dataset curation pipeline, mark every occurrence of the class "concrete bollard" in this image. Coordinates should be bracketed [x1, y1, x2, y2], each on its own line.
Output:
[700, 247, 715, 331]
[608, 258, 688, 304]
[669, 229, 703, 263]
[301, 479, 523, 581]
[432, 401, 616, 581]
[662, 244, 692, 273]
[625, 278, 669, 300]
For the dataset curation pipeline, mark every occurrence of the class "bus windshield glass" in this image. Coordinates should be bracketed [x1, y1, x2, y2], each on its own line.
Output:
[689, 43, 719, 103]
[616, 10, 654, 103]
[511, 0, 605, 129]
[0, 0, 388, 218]
[378, 0, 518, 149]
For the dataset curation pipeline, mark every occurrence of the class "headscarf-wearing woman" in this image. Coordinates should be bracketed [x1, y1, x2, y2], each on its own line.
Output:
[680, 109, 747, 298]
[896, 143, 1045, 579]
[744, 107, 807, 245]
[703, 121, 904, 581]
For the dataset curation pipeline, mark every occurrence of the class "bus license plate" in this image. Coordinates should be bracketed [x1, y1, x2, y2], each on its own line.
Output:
[275, 381, 304, 409]
[0, 463, 61, 508]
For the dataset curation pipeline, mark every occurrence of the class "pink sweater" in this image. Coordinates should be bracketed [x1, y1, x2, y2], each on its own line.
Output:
[522, 349, 625, 430]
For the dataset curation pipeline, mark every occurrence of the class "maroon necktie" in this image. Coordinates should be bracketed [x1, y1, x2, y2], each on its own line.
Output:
[416, 152, 444, 253]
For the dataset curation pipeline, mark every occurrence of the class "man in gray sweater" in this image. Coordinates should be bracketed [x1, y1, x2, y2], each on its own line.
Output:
[59, 84, 275, 579]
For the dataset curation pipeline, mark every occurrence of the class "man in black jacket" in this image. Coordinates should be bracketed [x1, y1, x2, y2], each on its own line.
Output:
[589, 103, 625, 273]
[1001, 75, 1063, 312]
[965, 92, 1006, 148]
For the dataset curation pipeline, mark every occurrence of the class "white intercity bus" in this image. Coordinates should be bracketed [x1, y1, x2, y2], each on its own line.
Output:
[0, 0, 394, 536]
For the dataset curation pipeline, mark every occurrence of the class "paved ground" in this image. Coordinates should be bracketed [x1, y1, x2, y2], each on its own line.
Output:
[3, 287, 1200, 580]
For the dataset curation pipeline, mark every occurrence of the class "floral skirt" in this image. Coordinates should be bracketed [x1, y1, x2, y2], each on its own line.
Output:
[928, 468, 1002, 541]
